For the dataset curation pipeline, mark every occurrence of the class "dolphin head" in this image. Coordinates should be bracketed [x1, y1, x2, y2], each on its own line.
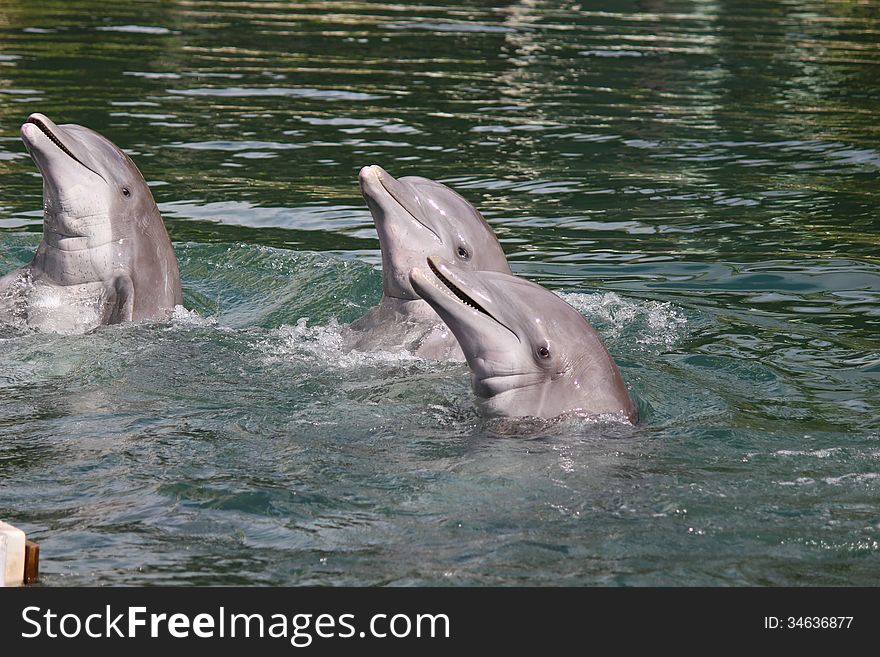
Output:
[20, 113, 181, 318]
[410, 257, 638, 423]
[20, 113, 159, 250]
[359, 165, 511, 300]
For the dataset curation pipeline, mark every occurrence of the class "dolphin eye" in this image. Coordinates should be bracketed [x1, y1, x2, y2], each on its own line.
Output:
[121, 187, 131, 197]
[537, 346, 551, 359]
[457, 246, 470, 260]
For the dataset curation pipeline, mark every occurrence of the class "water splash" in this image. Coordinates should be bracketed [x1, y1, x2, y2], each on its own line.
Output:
[262, 317, 431, 369]
[562, 291, 689, 351]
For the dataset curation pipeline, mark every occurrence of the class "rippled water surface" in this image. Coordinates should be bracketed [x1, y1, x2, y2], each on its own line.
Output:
[1, 0, 878, 586]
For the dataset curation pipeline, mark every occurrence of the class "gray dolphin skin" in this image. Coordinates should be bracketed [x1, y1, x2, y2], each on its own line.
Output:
[409, 256, 638, 423]
[0, 113, 181, 333]
[346, 165, 511, 360]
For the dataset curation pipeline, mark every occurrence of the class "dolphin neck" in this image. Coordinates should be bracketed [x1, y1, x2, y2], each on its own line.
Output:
[31, 236, 121, 286]
[378, 295, 440, 319]
[42, 232, 119, 252]
[41, 206, 117, 246]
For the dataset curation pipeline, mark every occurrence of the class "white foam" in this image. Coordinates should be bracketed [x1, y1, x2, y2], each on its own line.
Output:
[775, 447, 840, 458]
[775, 477, 815, 486]
[823, 473, 880, 486]
[562, 291, 689, 350]
[262, 318, 430, 369]
[168, 305, 219, 328]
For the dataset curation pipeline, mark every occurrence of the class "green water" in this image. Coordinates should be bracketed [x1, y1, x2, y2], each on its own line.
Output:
[0, 0, 878, 585]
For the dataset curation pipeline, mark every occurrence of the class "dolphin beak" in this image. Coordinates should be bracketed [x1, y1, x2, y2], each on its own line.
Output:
[359, 164, 442, 246]
[367, 167, 427, 225]
[27, 112, 55, 128]
[424, 255, 496, 318]
[21, 113, 91, 172]
[410, 256, 519, 343]
[22, 113, 65, 151]
[409, 257, 465, 319]
[358, 164, 383, 195]
[359, 165, 411, 206]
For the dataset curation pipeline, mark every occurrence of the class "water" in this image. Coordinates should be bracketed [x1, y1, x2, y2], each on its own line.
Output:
[1, 0, 878, 586]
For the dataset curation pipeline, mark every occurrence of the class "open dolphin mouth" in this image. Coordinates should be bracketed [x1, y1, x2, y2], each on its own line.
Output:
[427, 257, 493, 318]
[27, 116, 81, 163]
[25, 115, 104, 180]
[425, 257, 520, 342]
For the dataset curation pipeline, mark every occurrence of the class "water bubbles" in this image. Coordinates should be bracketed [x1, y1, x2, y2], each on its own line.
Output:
[562, 291, 689, 351]
[262, 317, 425, 369]
[169, 305, 218, 328]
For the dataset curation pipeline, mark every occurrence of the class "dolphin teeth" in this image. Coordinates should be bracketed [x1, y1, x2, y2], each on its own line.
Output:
[427, 258, 493, 319]
[27, 117, 80, 163]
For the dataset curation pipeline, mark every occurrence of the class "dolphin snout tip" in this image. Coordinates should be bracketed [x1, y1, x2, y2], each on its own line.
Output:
[21, 113, 52, 140]
[358, 165, 384, 194]
[358, 164, 385, 182]
[25, 112, 50, 126]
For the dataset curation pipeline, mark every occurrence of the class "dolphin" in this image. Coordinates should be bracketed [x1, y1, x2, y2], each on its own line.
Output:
[345, 165, 511, 360]
[0, 113, 181, 333]
[409, 256, 638, 422]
